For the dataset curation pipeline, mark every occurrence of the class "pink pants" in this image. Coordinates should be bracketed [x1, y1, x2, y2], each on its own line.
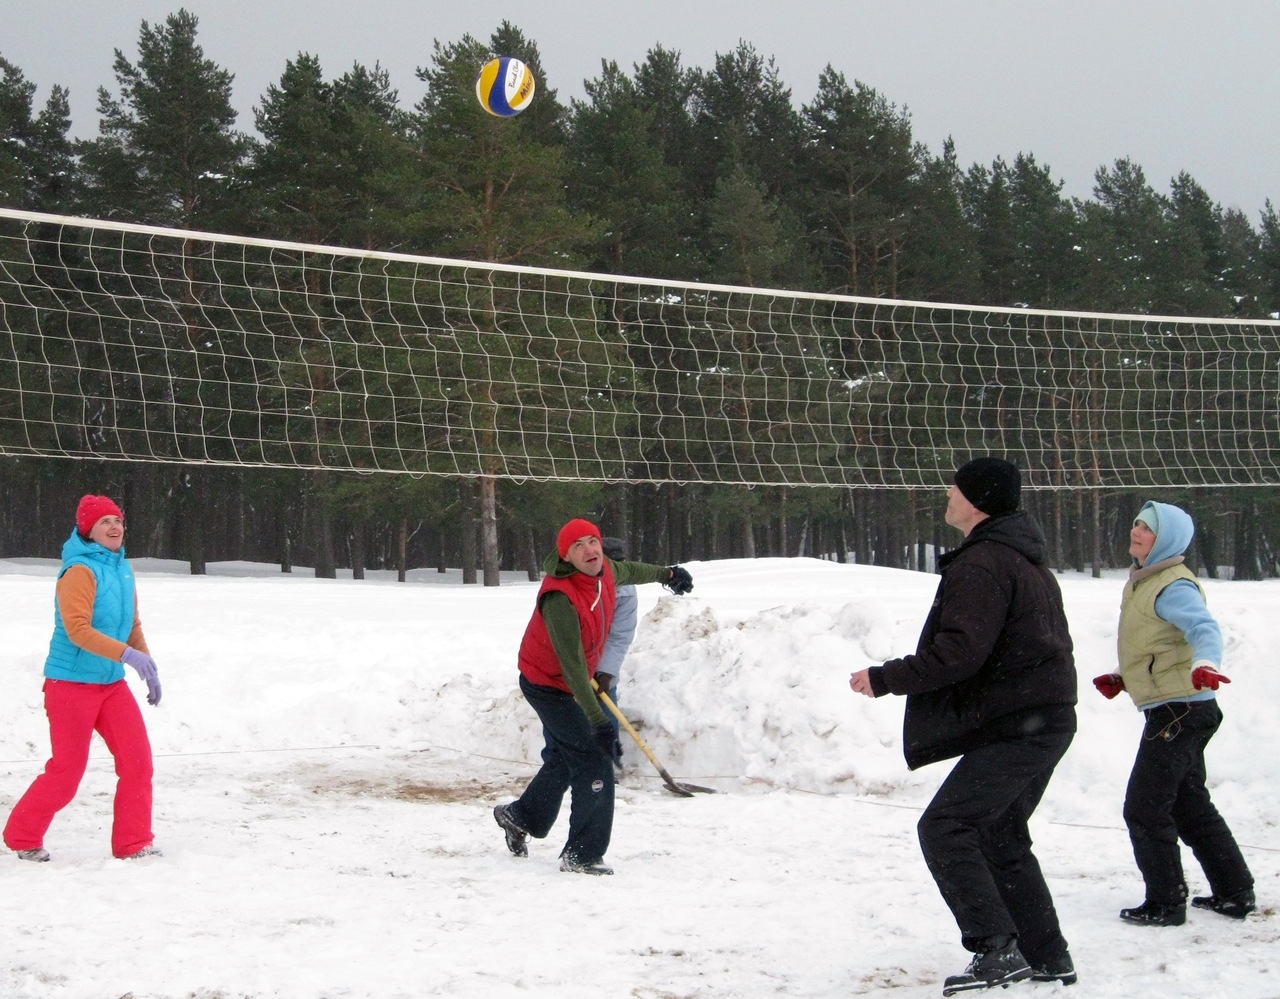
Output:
[4, 678, 154, 858]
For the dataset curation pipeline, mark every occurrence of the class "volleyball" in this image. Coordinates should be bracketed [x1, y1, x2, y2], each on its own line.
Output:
[475, 57, 536, 117]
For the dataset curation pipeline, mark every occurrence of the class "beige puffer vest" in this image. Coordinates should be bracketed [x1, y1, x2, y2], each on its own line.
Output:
[1117, 559, 1203, 708]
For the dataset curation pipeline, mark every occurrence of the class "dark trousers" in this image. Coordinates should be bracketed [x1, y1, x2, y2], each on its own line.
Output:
[917, 731, 1073, 962]
[1123, 699, 1253, 904]
[511, 674, 614, 863]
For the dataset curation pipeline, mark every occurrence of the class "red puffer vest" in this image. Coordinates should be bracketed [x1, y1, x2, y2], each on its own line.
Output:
[518, 563, 618, 692]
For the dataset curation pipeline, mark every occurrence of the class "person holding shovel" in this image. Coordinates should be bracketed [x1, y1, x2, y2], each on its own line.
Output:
[493, 518, 692, 875]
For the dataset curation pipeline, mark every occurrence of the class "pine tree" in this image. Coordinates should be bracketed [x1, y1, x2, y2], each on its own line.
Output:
[249, 55, 413, 247]
[1006, 153, 1080, 308]
[959, 152, 1077, 307]
[906, 139, 980, 302]
[1258, 201, 1280, 317]
[689, 42, 802, 205]
[566, 59, 686, 277]
[706, 164, 812, 288]
[412, 29, 605, 585]
[78, 8, 250, 228]
[75, 9, 253, 573]
[0, 56, 76, 210]
[799, 69, 918, 297]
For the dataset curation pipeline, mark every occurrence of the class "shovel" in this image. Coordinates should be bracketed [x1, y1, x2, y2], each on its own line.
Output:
[594, 681, 717, 797]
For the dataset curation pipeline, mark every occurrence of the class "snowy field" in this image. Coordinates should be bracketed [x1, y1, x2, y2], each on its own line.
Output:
[0, 553, 1276, 999]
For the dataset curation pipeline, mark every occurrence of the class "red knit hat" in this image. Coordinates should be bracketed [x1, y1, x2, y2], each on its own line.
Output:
[76, 494, 124, 537]
[557, 518, 601, 558]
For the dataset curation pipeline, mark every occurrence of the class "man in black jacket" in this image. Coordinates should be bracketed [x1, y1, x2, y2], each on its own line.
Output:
[850, 458, 1078, 995]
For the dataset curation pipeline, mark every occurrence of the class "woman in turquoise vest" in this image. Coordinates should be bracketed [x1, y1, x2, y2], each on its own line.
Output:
[1093, 501, 1255, 926]
[3, 494, 162, 862]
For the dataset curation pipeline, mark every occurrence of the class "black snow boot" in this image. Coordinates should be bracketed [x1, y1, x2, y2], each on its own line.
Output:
[1029, 951, 1077, 986]
[1192, 889, 1256, 920]
[942, 939, 1031, 995]
[1119, 900, 1185, 926]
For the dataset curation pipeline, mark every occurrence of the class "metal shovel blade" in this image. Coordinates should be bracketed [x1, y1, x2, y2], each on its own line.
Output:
[658, 768, 717, 797]
[596, 683, 718, 798]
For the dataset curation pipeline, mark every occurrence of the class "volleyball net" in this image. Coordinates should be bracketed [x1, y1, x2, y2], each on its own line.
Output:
[2, 206, 1277, 489]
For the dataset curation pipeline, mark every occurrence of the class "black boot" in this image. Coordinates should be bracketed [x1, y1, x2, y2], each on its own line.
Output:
[1029, 951, 1077, 986]
[1119, 900, 1186, 926]
[493, 803, 529, 858]
[559, 853, 613, 876]
[1191, 889, 1256, 920]
[942, 939, 1031, 995]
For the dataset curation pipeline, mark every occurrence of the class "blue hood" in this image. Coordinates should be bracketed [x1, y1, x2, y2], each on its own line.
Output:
[61, 527, 126, 564]
[1135, 501, 1195, 564]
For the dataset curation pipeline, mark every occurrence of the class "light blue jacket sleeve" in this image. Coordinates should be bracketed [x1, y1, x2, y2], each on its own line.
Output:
[598, 585, 638, 677]
[1154, 578, 1223, 666]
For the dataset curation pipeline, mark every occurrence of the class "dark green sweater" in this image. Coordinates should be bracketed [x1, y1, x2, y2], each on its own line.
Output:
[540, 553, 671, 726]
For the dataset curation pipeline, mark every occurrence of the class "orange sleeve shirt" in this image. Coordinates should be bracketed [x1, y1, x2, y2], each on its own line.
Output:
[56, 564, 150, 661]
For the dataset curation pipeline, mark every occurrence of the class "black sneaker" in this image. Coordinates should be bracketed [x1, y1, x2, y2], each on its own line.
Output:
[1029, 951, 1077, 986]
[559, 854, 613, 876]
[1119, 900, 1185, 926]
[493, 803, 528, 858]
[16, 848, 50, 863]
[942, 940, 1031, 995]
[1192, 889, 1256, 920]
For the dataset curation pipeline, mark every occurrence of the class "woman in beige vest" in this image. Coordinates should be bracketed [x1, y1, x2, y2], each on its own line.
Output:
[1093, 501, 1255, 926]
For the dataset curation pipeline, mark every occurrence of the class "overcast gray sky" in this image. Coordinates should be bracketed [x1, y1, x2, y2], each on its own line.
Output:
[3, 1, 1277, 216]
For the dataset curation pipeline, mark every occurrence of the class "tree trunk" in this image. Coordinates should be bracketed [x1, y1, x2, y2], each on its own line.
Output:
[1052, 491, 1064, 570]
[350, 521, 365, 580]
[184, 468, 207, 576]
[479, 474, 501, 586]
[461, 481, 479, 585]
[397, 516, 409, 583]
[524, 527, 540, 581]
[1090, 490, 1102, 579]
[314, 498, 336, 579]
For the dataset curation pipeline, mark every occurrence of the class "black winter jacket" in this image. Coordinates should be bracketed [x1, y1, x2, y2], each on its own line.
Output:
[868, 510, 1077, 769]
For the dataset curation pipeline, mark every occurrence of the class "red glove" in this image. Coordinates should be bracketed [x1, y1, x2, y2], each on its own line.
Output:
[1191, 665, 1231, 691]
[1092, 673, 1125, 699]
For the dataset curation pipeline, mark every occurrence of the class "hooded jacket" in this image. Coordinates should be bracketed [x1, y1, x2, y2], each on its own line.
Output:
[1119, 501, 1220, 708]
[45, 529, 140, 684]
[868, 510, 1077, 769]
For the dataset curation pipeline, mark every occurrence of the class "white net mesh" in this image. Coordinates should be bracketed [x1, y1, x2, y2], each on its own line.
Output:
[2, 206, 1278, 489]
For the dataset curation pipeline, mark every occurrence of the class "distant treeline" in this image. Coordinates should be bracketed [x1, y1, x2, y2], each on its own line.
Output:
[2, 11, 1279, 579]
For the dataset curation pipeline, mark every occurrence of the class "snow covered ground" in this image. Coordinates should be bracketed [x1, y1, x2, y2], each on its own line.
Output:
[0, 553, 1275, 999]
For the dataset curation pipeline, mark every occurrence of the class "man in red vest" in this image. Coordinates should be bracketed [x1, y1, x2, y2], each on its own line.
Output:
[494, 517, 693, 874]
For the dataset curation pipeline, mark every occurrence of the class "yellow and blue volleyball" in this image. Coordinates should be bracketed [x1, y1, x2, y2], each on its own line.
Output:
[475, 56, 536, 117]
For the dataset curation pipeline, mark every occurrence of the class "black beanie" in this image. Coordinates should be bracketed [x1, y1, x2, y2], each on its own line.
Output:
[601, 536, 627, 561]
[954, 458, 1021, 517]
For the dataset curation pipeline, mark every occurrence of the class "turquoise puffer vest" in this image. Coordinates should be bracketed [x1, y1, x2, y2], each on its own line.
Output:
[44, 529, 134, 684]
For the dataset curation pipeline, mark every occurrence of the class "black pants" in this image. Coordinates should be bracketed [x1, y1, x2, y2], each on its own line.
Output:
[1123, 699, 1253, 904]
[917, 731, 1073, 962]
[510, 674, 614, 864]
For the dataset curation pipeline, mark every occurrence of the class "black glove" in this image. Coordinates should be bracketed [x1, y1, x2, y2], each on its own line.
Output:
[663, 565, 693, 595]
[595, 673, 616, 697]
[592, 724, 621, 766]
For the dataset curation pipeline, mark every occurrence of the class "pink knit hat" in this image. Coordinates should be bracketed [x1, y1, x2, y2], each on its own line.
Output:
[76, 494, 124, 537]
